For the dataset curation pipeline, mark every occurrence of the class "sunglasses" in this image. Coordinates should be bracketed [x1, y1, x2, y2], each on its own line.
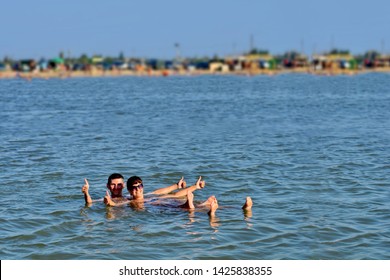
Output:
[130, 183, 143, 190]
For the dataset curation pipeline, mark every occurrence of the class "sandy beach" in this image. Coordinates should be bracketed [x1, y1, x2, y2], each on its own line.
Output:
[1, 67, 390, 80]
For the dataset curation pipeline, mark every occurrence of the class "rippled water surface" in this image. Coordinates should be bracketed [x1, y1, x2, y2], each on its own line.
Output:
[1, 74, 389, 259]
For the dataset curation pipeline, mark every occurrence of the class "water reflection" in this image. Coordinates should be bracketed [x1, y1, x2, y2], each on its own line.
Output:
[105, 206, 129, 220]
[105, 207, 116, 220]
[243, 209, 253, 229]
[129, 200, 145, 210]
[186, 209, 196, 225]
[209, 215, 220, 230]
[79, 206, 89, 217]
[130, 225, 142, 232]
[243, 209, 253, 219]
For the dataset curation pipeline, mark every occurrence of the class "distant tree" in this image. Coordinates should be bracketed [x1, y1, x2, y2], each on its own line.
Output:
[66, 57, 77, 64]
[329, 49, 350, 55]
[364, 50, 380, 60]
[188, 56, 210, 64]
[118, 51, 125, 61]
[104, 56, 115, 64]
[247, 48, 269, 55]
[3, 55, 12, 64]
[79, 54, 89, 64]
[211, 54, 222, 62]
[283, 51, 300, 59]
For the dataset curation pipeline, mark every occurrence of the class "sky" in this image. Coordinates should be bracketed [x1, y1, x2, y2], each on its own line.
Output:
[1, 0, 389, 59]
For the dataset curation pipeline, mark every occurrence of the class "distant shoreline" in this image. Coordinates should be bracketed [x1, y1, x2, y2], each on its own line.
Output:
[1, 68, 389, 80]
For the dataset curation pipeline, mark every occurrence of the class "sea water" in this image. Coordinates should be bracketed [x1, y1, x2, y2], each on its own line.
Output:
[0, 74, 389, 259]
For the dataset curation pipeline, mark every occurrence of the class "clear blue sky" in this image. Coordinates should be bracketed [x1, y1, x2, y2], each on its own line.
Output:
[1, 0, 389, 59]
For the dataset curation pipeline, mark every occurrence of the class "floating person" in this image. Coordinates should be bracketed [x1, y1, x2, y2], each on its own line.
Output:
[83, 174, 253, 220]
[81, 173, 190, 205]
[81, 174, 200, 206]
[103, 175, 205, 207]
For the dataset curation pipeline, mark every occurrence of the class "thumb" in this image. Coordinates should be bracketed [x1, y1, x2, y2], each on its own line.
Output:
[84, 178, 89, 186]
[106, 190, 110, 197]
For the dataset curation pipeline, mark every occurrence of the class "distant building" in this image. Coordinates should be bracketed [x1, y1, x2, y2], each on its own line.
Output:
[38, 59, 49, 71]
[0, 62, 8, 71]
[363, 51, 390, 68]
[209, 61, 229, 72]
[91, 56, 103, 64]
[312, 49, 357, 71]
[146, 59, 165, 70]
[48, 57, 65, 70]
[191, 60, 209, 70]
[243, 51, 276, 70]
[281, 51, 309, 68]
[224, 56, 246, 71]
[15, 59, 37, 72]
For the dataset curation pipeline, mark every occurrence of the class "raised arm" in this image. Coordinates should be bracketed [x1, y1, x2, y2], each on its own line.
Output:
[152, 177, 187, 195]
[81, 178, 93, 205]
[104, 191, 117, 207]
[103, 191, 131, 207]
[169, 176, 205, 198]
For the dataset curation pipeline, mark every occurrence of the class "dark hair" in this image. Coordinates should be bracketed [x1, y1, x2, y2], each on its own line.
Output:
[127, 176, 143, 191]
[107, 173, 124, 185]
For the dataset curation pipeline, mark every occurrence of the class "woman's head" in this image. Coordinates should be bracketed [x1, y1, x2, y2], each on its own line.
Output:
[127, 176, 144, 199]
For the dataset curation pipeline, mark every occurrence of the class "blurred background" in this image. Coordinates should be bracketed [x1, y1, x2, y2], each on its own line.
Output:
[1, 0, 390, 77]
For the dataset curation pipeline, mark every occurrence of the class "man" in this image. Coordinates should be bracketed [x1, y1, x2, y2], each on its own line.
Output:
[82, 173, 127, 205]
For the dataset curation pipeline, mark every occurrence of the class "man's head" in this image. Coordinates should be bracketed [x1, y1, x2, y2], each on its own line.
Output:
[127, 176, 144, 200]
[106, 173, 124, 198]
